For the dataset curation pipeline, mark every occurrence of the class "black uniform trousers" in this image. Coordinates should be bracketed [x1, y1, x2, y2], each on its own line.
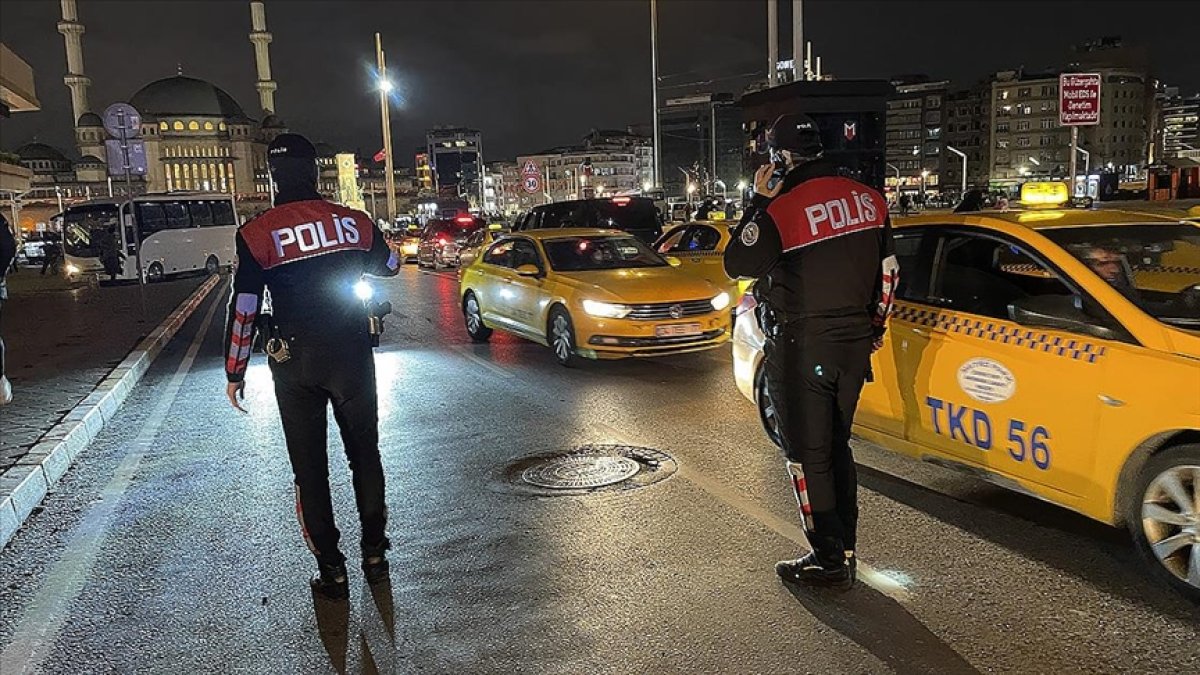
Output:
[764, 317, 873, 567]
[269, 331, 388, 568]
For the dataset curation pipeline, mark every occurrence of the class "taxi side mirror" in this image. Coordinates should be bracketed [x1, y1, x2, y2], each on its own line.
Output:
[515, 263, 542, 278]
[665, 256, 682, 267]
[1008, 295, 1120, 342]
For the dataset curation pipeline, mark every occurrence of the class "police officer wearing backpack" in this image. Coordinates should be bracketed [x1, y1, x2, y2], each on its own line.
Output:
[724, 114, 899, 589]
[224, 133, 399, 599]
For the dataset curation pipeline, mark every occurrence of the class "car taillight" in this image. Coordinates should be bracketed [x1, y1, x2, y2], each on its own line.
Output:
[438, 236, 448, 245]
[611, 196, 631, 206]
[455, 216, 474, 224]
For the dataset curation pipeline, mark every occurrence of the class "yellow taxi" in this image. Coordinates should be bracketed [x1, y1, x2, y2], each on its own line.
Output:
[732, 207, 1200, 599]
[389, 228, 420, 263]
[653, 221, 754, 302]
[460, 228, 732, 366]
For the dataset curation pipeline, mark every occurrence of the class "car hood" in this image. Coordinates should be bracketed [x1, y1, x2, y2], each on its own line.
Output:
[557, 266, 723, 303]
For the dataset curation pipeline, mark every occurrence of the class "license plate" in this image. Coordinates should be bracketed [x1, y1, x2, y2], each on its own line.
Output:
[655, 323, 702, 337]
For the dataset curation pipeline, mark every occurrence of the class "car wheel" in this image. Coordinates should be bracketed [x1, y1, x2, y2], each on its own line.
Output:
[755, 366, 784, 449]
[205, 255, 220, 276]
[1126, 444, 1200, 601]
[548, 306, 579, 367]
[146, 262, 165, 283]
[463, 292, 492, 343]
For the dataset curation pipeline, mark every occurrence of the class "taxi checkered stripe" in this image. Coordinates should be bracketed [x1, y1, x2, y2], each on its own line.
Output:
[1138, 264, 1200, 274]
[891, 303, 1106, 364]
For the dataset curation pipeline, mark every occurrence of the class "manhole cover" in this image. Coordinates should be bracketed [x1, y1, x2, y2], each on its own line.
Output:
[522, 454, 641, 489]
[503, 444, 677, 496]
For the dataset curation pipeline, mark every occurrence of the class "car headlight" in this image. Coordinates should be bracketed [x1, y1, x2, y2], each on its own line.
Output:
[582, 299, 631, 319]
[710, 291, 731, 312]
[65, 263, 80, 275]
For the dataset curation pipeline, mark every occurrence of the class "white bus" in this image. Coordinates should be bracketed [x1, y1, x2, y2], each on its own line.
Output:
[62, 192, 239, 282]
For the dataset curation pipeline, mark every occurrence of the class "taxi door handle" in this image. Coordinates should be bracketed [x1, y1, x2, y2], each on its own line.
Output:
[1099, 395, 1125, 407]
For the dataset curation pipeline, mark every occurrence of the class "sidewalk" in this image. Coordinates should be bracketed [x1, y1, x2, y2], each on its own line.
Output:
[0, 273, 211, 473]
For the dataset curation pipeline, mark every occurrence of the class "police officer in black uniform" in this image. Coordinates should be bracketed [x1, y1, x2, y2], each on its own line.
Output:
[224, 133, 399, 599]
[724, 114, 899, 589]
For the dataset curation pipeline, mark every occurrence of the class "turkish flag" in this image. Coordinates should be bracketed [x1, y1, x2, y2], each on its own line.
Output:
[373, 148, 386, 163]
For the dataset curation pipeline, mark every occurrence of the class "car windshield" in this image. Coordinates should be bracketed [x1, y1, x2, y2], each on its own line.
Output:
[63, 204, 120, 258]
[1042, 223, 1200, 329]
[542, 236, 667, 271]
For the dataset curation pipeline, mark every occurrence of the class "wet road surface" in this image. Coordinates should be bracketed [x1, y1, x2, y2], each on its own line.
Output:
[1, 267, 1197, 674]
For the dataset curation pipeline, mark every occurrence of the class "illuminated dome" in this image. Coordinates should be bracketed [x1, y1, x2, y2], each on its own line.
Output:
[129, 75, 249, 120]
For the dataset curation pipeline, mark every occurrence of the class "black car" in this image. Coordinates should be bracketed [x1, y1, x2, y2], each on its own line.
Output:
[512, 196, 663, 243]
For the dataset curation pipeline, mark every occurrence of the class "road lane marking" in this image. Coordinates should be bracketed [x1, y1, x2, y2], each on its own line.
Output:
[589, 421, 914, 604]
[0, 284, 226, 674]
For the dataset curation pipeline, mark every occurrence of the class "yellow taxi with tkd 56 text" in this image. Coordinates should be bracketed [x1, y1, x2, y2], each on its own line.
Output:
[461, 228, 732, 366]
[732, 207, 1200, 600]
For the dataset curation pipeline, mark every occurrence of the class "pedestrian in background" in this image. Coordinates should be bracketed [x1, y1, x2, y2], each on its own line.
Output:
[41, 234, 63, 276]
[96, 227, 122, 281]
[0, 212, 16, 404]
[724, 114, 898, 590]
[223, 133, 399, 599]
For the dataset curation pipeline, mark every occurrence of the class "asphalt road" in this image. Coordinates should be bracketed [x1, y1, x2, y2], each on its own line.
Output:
[1, 267, 1197, 674]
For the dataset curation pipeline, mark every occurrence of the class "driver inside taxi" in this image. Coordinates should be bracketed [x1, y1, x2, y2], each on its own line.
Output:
[1081, 246, 1128, 287]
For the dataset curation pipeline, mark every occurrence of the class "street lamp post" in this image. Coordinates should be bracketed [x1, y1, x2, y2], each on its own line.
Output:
[374, 33, 396, 225]
[886, 162, 901, 201]
[650, 0, 662, 189]
[920, 169, 929, 202]
[946, 145, 967, 197]
[1076, 146, 1091, 196]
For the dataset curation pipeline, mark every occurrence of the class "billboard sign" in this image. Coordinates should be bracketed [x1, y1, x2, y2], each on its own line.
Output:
[1059, 73, 1101, 126]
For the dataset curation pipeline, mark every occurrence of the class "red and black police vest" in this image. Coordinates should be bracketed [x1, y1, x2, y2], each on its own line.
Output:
[765, 176, 887, 253]
[241, 200, 376, 270]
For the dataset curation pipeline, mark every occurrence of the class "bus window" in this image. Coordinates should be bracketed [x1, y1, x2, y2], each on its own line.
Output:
[137, 203, 168, 236]
[210, 200, 236, 227]
[164, 202, 191, 230]
[189, 201, 214, 228]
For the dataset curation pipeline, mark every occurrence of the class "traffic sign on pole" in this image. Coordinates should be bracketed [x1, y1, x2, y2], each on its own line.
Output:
[1059, 73, 1101, 127]
[1059, 73, 1100, 198]
[102, 102, 142, 139]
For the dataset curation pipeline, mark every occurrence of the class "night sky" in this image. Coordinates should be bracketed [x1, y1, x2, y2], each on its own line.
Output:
[2, 0, 1197, 163]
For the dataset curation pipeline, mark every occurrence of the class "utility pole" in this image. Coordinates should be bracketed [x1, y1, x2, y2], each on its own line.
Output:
[767, 0, 778, 86]
[375, 33, 396, 224]
[650, 0, 662, 188]
[791, 0, 803, 82]
[1068, 126, 1079, 196]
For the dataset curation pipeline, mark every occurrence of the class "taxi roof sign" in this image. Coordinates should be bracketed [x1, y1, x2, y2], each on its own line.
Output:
[1019, 181, 1070, 207]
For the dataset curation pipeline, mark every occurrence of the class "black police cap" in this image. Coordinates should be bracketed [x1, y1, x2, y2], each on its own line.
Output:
[267, 133, 317, 161]
[766, 113, 823, 158]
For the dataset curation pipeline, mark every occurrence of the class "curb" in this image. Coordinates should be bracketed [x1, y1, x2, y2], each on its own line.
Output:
[0, 274, 223, 550]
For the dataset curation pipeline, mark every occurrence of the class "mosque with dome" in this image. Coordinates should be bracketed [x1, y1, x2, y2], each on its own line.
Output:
[15, 0, 288, 201]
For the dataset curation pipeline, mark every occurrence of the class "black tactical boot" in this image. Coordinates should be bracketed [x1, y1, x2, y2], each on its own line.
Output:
[310, 562, 349, 600]
[362, 554, 389, 585]
[775, 552, 855, 590]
